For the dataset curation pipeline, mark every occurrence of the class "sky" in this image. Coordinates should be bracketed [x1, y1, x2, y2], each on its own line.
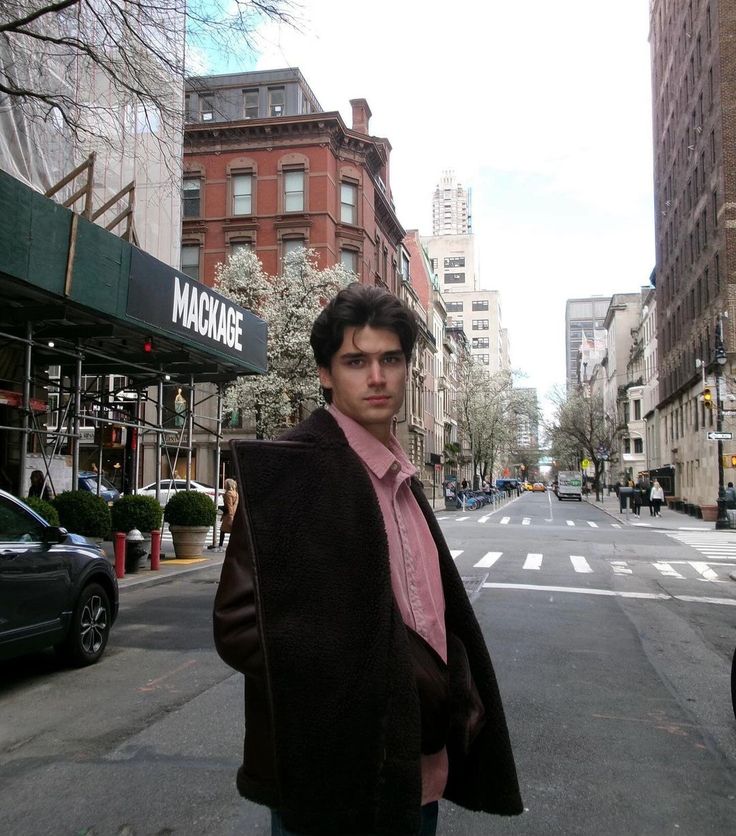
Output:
[193, 0, 656, 417]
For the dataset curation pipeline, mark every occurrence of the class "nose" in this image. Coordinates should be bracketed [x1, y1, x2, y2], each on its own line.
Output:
[367, 359, 386, 386]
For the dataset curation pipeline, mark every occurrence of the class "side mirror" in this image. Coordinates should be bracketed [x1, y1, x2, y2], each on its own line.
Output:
[41, 526, 68, 545]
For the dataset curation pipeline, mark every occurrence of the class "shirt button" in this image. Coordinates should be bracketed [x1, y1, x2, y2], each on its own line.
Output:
[390, 462, 399, 473]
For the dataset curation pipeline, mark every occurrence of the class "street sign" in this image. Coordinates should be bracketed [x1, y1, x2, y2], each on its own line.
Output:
[707, 431, 733, 440]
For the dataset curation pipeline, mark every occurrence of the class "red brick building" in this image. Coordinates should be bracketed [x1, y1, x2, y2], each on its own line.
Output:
[182, 69, 405, 291]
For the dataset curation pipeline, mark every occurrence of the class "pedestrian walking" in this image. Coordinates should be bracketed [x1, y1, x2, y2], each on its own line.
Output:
[631, 486, 642, 517]
[650, 479, 665, 517]
[213, 283, 522, 835]
[217, 478, 238, 549]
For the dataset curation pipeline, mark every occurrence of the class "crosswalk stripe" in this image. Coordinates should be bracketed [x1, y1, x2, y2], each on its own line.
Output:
[456, 516, 469, 521]
[522, 517, 531, 526]
[450, 550, 463, 561]
[690, 561, 720, 581]
[570, 555, 592, 573]
[611, 523, 622, 528]
[478, 514, 491, 523]
[587, 521, 598, 528]
[654, 561, 684, 578]
[566, 520, 575, 527]
[500, 517, 510, 525]
[474, 551, 502, 568]
[523, 553, 542, 570]
[611, 561, 632, 574]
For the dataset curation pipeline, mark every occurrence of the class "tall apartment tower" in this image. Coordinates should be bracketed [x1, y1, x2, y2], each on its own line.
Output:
[432, 170, 471, 235]
[649, 0, 736, 502]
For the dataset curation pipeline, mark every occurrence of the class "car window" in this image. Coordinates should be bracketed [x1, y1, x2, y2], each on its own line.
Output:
[0, 497, 46, 543]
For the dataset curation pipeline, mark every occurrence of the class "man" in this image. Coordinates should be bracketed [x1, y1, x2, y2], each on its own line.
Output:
[213, 283, 522, 835]
[725, 481, 736, 509]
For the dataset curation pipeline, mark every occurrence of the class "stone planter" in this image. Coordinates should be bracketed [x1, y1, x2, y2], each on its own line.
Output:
[169, 525, 210, 558]
[666, 496, 679, 509]
[700, 505, 718, 521]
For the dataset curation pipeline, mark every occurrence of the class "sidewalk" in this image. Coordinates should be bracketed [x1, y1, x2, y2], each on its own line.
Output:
[584, 491, 720, 531]
[102, 537, 227, 591]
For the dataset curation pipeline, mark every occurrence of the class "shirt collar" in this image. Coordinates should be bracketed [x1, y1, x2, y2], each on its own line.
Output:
[328, 405, 416, 482]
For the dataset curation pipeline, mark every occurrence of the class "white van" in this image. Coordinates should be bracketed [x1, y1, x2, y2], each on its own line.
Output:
[556, 471, 583, 501]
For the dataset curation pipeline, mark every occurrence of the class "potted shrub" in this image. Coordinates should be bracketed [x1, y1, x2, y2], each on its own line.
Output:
[111, 495, 164, 573]
[163, 490, 217, 558]
[24, 496, 60, 526]
[52, 490, 111, 540]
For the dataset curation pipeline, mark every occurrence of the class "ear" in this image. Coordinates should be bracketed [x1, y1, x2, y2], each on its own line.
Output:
[318, 365, 333, 392]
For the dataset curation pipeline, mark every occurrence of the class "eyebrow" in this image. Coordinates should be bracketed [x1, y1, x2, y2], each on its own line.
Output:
[339, 350, 405, 360]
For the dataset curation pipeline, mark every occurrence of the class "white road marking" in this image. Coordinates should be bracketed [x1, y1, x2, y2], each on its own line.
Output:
[523, 553, 542, 570]
[610, 561, 632, 574]
[689, 561, 721, 581]
[611, 524, 622, 529]
[478, 514, 492, 523]
[450, 550, 463, 560]
[474, 551, 502, 568]
[455, 516, 469, 521]
[482, 582, 670, 600]
[566, 520, 575, 527]
[500, 517, 510, 525]
[570, 555, 593, 573]
[675, 594, 736, 605]
[587, 521, 598, 528]
[654, 562, 685, 579]
[522, 517, 531, 526]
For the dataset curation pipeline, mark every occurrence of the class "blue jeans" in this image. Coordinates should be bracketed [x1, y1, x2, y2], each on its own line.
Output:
[270, 801, 439, 836]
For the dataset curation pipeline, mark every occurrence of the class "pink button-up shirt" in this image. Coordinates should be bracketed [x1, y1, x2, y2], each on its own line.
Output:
[329, 405, 449, 804]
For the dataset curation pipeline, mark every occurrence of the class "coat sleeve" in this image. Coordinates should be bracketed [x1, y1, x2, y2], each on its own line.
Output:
[213, 511, 264, 674]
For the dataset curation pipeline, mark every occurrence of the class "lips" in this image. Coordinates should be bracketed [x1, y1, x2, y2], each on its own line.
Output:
[365, 396, 390, 403]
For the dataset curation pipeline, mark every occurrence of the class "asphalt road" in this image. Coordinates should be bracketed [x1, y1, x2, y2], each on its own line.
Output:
[1, 492, 736, 835]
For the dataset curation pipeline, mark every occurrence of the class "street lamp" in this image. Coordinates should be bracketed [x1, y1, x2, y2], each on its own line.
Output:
[715, 315, 729, 530]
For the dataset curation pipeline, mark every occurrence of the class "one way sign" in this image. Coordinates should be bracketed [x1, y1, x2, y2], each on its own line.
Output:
[707, 431, 733, 440]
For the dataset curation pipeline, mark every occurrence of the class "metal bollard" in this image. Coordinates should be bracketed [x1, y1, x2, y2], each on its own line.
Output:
[114, 532, 126, 579]
[150, 529, 161, 570]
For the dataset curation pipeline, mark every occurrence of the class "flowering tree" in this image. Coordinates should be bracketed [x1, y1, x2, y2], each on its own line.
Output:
[216, 247, 352, 439]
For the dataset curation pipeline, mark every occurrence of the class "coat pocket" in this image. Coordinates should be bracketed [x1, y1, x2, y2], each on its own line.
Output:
[405, 626, 450, 755]
[446, 631, 486, 756]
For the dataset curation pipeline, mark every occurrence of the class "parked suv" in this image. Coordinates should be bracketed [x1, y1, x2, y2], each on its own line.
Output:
[78, 471, 121, 505]
[0, 490, 118, 666]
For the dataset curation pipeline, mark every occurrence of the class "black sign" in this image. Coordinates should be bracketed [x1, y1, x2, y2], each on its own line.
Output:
[127, 247, 267, 371]
[430, 453, 442, 465]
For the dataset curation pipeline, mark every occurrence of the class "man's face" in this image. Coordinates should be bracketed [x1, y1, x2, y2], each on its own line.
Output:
[318, 325, 408, 445]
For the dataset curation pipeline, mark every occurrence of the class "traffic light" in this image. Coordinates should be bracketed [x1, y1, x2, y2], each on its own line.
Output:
[731, 455, 736, 468]
[703, 388, 713, 408]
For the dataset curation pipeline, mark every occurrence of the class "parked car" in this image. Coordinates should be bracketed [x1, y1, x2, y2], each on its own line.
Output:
[138, 478, 217, 507]
[0, 489, 118, 666]
[78, 470, 121, 505]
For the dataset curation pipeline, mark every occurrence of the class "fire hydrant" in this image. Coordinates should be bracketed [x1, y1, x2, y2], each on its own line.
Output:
[125, 528, 147, 574]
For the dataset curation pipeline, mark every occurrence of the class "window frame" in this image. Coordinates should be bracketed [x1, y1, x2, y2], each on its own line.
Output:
[231, 172, 253, 216]
[340, 181, 358, 225]
[283, 169, 305, 213]
[182, 176, 201, 218]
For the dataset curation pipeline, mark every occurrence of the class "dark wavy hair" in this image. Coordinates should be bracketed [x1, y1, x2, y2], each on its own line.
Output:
[310, 283, 418, 401]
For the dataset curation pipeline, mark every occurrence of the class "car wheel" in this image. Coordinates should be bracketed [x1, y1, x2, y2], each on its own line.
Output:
[59, 583, 111, 667]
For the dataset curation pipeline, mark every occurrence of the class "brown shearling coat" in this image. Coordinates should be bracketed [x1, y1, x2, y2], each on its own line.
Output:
[213, 409, 522, 835]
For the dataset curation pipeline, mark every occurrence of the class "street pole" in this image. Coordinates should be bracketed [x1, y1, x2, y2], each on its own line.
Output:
[715, 313, 729, 530]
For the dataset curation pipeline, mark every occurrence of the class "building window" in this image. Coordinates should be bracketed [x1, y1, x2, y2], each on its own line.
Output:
[340, 248, 358, 273]
[633, 400, 641, 420]
[283, 238, 305, 259]
[243, 89, 259, 119]
[444, 272, 465, 284]
[472, 319, 489, 330]
[182, 177, 201, 218]
[476, 354, 489, 365]
[340, 182, 358, 224]
[269, 87, 285, 116]
[633, 438, 643, 454]
[232, 173, 252, 215]
[200, 97, 214, 121]
[623, 438, 631, 454]
[230, 241, 252, 258]
[472, 300, 489, 311]
[444, 257, 465, 268]
[284, 170, 304, 212]
[181, 244, 200, 280]
[472, 337, 489, 349]
[446, 301, 463, 313]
